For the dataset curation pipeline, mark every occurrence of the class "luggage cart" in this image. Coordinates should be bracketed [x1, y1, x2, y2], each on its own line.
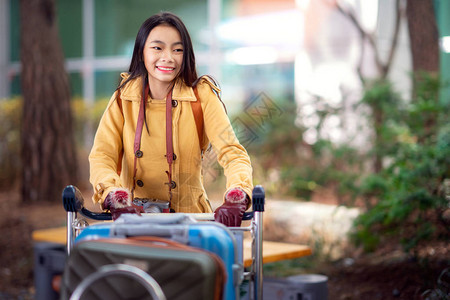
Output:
[61, 185, 265, 300]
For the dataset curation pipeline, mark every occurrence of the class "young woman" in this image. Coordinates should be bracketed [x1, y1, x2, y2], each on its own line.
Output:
[89, 12, 253, 226]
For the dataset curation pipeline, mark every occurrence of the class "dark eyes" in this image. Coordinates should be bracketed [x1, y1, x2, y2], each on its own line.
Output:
[151, 47, 183, 52]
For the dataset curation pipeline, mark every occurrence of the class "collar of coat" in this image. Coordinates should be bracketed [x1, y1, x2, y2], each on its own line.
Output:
[119, 72, 220, 102]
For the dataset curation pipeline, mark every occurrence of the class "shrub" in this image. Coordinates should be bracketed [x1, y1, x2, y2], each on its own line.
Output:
[0, 97, 109, 190]
[0, 98, 22, 189]
[352, 74, 450, 254]
[71, 98, 109, 146]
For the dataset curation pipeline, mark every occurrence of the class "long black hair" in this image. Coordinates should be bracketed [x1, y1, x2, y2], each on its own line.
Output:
[118, 12, 198, 91]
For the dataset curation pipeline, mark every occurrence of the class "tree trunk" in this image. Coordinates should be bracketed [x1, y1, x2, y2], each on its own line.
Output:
[406, 0, 439, 75]
[406, 0, 439, 143]
[20, 0, 78, 203]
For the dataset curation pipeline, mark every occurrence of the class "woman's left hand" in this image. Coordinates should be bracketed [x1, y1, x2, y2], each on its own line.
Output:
[214, 187, 249, 227]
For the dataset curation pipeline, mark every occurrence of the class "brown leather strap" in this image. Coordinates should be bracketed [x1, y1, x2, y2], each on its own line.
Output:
[116, 90, 124, 176]
[131, 84, 149, 198]
[192, 87, 204, 152]
[165, 90, 175, 203]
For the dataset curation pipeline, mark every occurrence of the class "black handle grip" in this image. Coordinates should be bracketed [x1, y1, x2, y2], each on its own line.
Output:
[242, 211, 254, 220]
[80, 207, 112, 221]
[62, 185, 112, 220]
[252, 185, 265, 212]
[62, 185, 84, 213]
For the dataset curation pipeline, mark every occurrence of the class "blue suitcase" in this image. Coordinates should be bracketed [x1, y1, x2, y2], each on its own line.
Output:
[73, 214, 243, 300]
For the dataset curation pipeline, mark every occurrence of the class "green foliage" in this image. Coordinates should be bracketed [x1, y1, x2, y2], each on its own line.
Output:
[71, 98, 109, 146]
[0, 97, 109, 189]
[90, 98, 110, 129]
[240, 95, 365, 202]
[240, 100, 307, 197]
[360, 79, 403, 116]
[0, 98, 22, 188]
[244, 100, 304, 167]
[278, 140, 362, 202]
[245, 74, 449, 256]
[280, 167, 319, 200]
[352, 74, 450, 254]
[359, 79, 406, 168]
[71, 97, 89, 147]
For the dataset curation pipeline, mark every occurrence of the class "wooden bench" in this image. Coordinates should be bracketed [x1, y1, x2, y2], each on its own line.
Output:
[33, 226, 311, 268]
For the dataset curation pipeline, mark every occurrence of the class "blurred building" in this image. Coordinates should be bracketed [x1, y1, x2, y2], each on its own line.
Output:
[1, 0, 301, 113]
[1, 0, 447, 145]
[3, 0, 216, 102]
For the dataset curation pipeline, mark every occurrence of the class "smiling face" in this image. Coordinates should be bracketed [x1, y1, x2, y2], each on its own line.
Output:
[143, 24, 184, 97]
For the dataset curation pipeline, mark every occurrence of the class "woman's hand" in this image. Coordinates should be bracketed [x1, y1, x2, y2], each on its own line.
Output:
[214, 187, 249, 227]
[103, 188, 145, 220]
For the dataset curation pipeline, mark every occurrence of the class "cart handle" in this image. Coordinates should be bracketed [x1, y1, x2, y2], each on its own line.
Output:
[62, 185, 256, 221]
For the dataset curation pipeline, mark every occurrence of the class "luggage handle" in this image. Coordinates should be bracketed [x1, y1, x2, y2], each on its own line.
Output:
[128, 236, 196, 251]
[91, 236, 195, 251]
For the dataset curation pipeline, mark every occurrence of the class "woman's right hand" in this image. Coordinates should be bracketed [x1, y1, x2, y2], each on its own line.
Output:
[103, 188, 145, 220]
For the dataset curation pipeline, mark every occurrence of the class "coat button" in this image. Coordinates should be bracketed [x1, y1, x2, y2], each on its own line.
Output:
[135, 150, 143, 158]
[166, 180, 177, 189]
[172, 100, 178, 107]
[136, 180, 144, 187]
[165, 153, 177, 160]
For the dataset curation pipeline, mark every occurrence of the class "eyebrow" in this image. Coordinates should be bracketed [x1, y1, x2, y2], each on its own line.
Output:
[149, 40, 183, 47]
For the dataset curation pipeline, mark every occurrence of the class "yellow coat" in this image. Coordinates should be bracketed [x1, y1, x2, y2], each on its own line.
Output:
[89, 73, 253, 213]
